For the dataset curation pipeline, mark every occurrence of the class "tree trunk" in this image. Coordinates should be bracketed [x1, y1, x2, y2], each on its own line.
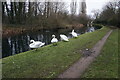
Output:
[5, 2, 11, 24]
[10, 2, 14, 24]
[2, 2, 5, 23]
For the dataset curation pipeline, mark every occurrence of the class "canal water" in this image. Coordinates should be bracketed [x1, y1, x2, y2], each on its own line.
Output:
[2, 27, 96, 58]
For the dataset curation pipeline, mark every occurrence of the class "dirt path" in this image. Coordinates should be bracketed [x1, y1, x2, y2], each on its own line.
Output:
[58, 30, 113, 78]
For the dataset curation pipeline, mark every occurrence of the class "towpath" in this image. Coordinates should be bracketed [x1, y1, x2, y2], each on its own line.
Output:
[58, 30, 113, 78]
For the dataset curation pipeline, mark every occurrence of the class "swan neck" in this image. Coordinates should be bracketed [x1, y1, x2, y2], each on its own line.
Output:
[32, 40, 35, 43]
[72, 30, 74, 32]
[53, 36, 55, 38]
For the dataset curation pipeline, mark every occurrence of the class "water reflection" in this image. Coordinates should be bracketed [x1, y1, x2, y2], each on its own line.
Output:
[2, 27, 96, 58]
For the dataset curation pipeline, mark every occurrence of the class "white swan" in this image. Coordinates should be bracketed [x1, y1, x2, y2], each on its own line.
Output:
[71, 29, 78, 38]
[51, 35, 58, 45]
[91, 27, 95, 32]
[29, 40, 45, 49]
[60, 34, 69, 42]
[89, 27, 95, 32]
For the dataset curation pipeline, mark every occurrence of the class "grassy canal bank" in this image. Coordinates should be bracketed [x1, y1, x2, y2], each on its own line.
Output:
[81, 29, 119, 78]
[2, 26, 110, 78]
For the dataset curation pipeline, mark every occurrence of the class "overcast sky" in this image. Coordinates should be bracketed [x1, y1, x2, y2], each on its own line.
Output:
[86, 0, 110, 15]
[5, 0, 111, 16]
[67, 0, 111, 16]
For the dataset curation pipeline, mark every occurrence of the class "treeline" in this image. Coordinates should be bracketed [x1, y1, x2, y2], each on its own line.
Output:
[2, 1, 90, 29]
[2, 2, 69, 28]
[93, 1, 120, 27]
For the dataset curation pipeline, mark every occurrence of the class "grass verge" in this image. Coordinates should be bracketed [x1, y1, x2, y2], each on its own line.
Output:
[81, 29, 118, 78]
[2, 26, 110, 78]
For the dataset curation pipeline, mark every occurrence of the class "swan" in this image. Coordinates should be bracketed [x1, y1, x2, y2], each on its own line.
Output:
[91, 27, 95, 32]
[29, 40, 45, 49]
[89, 27, 95, 32]
[71, 29, 78, 38]
[60, 34, 69, 42]
[51, 35, 58, 45]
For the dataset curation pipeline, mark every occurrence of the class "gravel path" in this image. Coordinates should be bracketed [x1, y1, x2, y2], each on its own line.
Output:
[58, 30, 113, 78]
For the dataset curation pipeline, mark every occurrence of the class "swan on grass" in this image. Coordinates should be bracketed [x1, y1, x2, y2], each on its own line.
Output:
[71, 29, 78, 38]
[89, 27, 95, 32]
[51, 35, 58, 45]
[90, 27, 95, 32]
[29, 40, 45, 50]
[60, 34, 69, 42]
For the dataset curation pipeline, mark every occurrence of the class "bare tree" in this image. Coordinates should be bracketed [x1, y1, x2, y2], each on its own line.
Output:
[70, 0, 77, 15]
[92, 9, 101, 19]
[79, 0, 86, 15]
[95, 1, 120, 27]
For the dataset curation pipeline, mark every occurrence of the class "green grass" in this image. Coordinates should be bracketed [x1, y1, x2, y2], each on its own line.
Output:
[2, 26, 110, 78]
[81, 29, 118, 78]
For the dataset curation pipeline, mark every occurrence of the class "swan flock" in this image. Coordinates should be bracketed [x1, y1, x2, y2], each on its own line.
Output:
[29, 28, 94, 49]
